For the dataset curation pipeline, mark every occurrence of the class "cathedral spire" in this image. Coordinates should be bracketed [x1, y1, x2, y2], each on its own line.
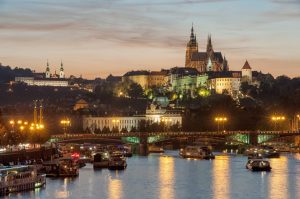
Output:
[60, 60, 63, 70]
[190, 24, 195, 40]
[207, 34, 213, 53]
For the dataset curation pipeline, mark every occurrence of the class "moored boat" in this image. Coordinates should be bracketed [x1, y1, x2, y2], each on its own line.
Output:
[149, 145, 164, 153]
[245, 146, 279, 159]
[179, 146, 215, 160]
[42, 158, 79, 177]
[246, 159, 271, 171]
[93, 152, 110, 169]
[0, 165, 46, 196]
[108, 154, 127, 170]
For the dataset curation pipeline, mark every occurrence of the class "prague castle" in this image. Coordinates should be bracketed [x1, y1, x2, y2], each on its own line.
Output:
[185, 26, 228, 73]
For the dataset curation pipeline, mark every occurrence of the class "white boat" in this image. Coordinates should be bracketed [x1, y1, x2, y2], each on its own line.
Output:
[179, 146, 215, 160]
[0, 165, 46, 196]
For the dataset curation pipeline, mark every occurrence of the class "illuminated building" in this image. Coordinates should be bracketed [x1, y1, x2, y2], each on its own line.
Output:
[15, 76, 69, 87]
[82, 104, 182, 132]
[148, 70, 169, 87]
[122, 70, 150, 89]
[241, 60, 252, 83]
[168, 67, 208, 94]
[122, 70, 169, 89]
[15, 60, 69, 87]
[185, 25, 228, 73]
[73, 99, 89, 111]
[208, 76, 241, 97]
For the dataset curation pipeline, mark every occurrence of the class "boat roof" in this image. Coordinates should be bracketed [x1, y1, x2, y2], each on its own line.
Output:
[0, 165, 29, 172]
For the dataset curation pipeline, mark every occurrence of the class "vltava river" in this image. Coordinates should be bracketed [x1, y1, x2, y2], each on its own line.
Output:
[6, 151, 300, 199]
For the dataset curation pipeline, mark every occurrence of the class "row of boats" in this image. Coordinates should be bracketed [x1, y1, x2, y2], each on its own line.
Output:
[178, 145, 273, 172]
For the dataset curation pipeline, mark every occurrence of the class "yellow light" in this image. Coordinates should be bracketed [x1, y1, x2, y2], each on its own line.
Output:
[31, 123, 35, 127]
[17, 120, 22, 124]
[20, 126, 24, 130]
[24, 121, 28, 125]
[9, 120, 15, 125]
[272, 117, 276, 121]
[112, 119, 116, 123]
[281, 117, 285, 120]
[30, 126, 34, 130]
[40, 124, 44, 129]
[224, 118, 227, 121]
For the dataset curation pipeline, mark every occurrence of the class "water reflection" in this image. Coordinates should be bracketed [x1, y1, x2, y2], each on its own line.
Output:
[54, 178, 71, 198]
[212, 156, 230, 199]
[108, 172, 123, 199]
[159, 156, 175, 199]
[269, 156, 288, 199]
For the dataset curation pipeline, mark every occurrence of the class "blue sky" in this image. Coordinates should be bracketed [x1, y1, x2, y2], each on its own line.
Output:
[0, 0, 299, 78]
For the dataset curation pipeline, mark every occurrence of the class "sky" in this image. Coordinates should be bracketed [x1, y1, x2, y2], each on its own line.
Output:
[0, 0, 299, 79]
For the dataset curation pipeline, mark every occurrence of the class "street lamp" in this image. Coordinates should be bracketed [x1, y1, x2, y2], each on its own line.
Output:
[214, 117, 228, 132]
[61, 119, 71, 136]
[271, 115, 285, 130]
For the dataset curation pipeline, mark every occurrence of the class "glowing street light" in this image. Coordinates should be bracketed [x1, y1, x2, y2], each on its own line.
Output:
[61, 119, 71, 136]
[214, 117, 228, 132]
[271, 115, 286, 130]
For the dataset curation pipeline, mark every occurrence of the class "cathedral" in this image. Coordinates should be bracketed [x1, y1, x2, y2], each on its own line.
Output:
[185, 26, 228, 73]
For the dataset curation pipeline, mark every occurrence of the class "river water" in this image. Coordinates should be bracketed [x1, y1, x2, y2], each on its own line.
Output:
[6, 151, 300, 199]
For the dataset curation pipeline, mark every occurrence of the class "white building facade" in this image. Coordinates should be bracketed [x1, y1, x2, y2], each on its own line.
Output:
[83, 105, 182, 132]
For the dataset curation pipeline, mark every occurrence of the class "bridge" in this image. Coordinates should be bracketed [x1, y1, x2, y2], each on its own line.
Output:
[51, 130, 300, 145]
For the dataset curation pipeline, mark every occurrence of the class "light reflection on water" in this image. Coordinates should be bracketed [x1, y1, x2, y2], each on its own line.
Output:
[212, 156, 230, 199]
[108, 173, 123, 199]
[159, 156, 175, 199]
[5, 151, 300, 199]
[269, 156, 288, 199]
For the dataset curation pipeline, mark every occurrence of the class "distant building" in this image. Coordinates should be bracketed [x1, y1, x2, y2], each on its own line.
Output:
[14, 60, 69, 87]
[74, 99, 89, 111]
[208, 76, 241, 97]
[241, 60, 252, 83]
[83, 104, 182, 132]
[185, 25, 228, 73]
[122, 70, 150, 89]
[148, 70, 169, 87]
[122, 70, 169, 89]
[168, 67, 208, 94]
[15, 76, 69, 87]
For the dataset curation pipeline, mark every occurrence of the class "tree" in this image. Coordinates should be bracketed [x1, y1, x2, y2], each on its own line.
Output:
[128, 83, 144, 99]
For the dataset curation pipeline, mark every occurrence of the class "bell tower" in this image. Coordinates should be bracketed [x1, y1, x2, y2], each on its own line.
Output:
[59, 60, 65, 78]
[45, 60, 51, 78]
[185, 25, 198, 67]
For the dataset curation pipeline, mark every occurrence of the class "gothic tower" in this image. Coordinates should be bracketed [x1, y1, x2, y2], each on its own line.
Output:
[185, 25, 198, 67]
[45, 60, 51, 78]
[241, 60, 252, 83]
[206, 34, 214, 58]
[59, 61, 65, 78]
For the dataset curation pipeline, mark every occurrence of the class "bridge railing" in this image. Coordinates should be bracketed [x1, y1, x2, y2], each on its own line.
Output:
[51, 130, 300, 141]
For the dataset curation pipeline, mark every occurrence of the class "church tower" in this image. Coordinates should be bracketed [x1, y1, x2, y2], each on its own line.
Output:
[59, 61, 65, 78]
[206, 34, 214, 57]
[45, 60, 51, 78]
[222, 56, 229, 71]
[185, 25, 198, 67]
[241, 60, 252, 83]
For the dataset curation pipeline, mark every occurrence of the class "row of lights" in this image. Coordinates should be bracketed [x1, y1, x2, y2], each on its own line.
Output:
[215, 117, 228, 122]
[9, 120, 44, 131]
[60, 119, 71, 125]
[271, 116, 285, 121]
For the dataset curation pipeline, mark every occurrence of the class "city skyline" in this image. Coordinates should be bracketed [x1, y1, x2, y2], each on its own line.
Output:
[0, 0, 300, 78]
